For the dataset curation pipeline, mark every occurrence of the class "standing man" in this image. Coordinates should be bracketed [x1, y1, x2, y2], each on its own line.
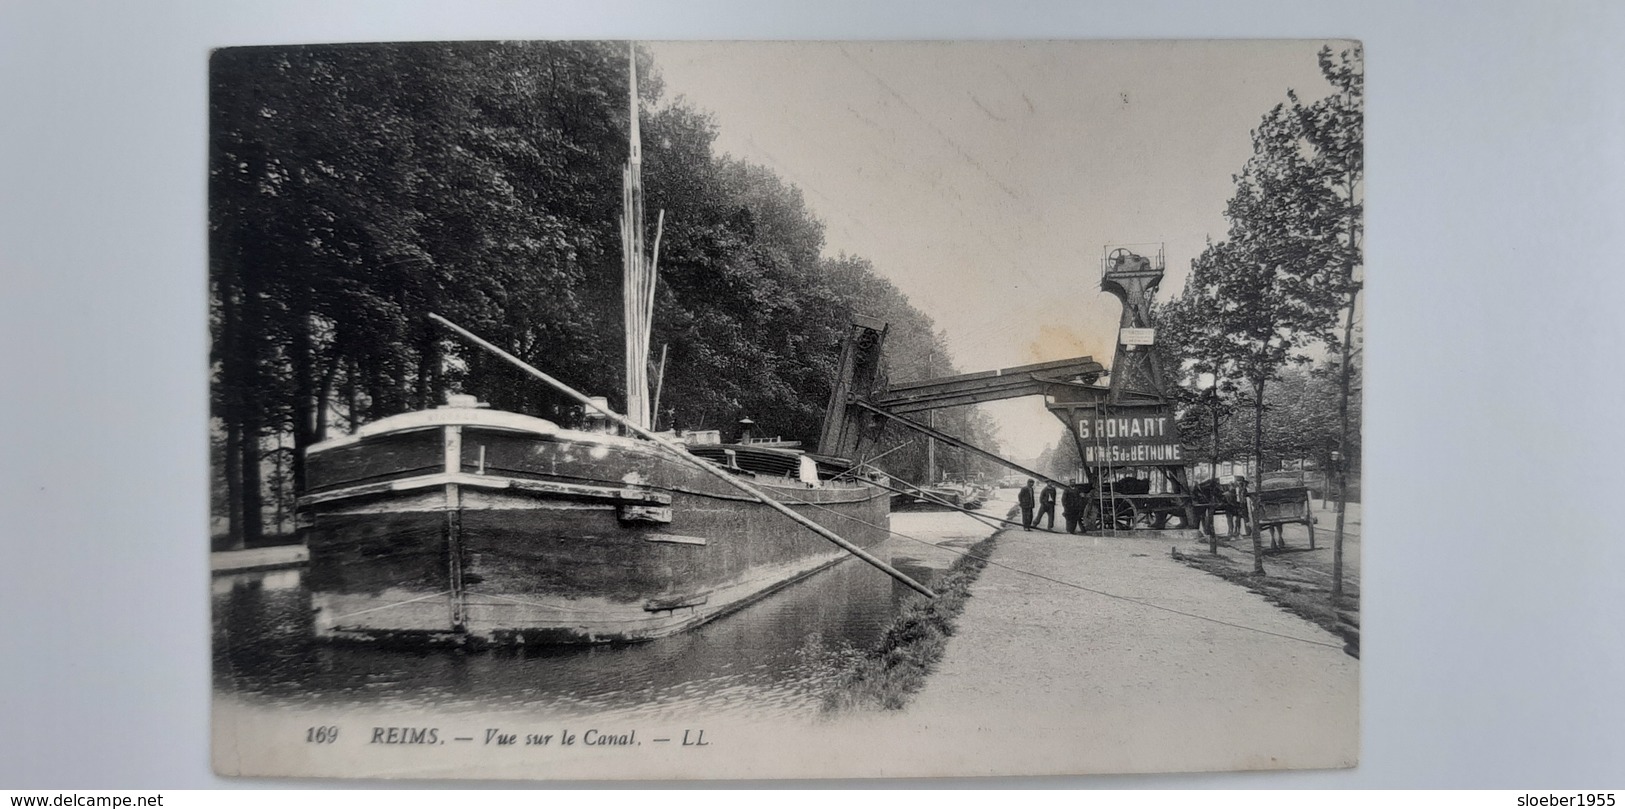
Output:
[1018, 479, 1036, 531]
[1037, 481, 1058, 531]
[1062, 483, 1086, 534]
[1230, 475, 1251, 538]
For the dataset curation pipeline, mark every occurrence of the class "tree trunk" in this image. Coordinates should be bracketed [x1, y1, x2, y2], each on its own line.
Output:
[290, 291, 314, 495]
[1209, 399, 1221, 554]
[1211, 403, 1220, 483]
[314, 343, 339, 442]
[239, 413, 263, 547]
[272, 434, 286, 533]
[1332, 289, 1359, 605]
[366, 364, 389, 422]
[343, 356, 359, 432]
[236, 264, 266, 547]
[223, 421, 242, 549]
[1249, 377, 1266, 576]
[216, 273, 245, 549]
[415, 322, 440, 409]
[1332, 161, 1362, 608]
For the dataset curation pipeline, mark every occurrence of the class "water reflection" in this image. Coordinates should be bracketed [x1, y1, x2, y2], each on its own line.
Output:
[213, 509, 999, 721]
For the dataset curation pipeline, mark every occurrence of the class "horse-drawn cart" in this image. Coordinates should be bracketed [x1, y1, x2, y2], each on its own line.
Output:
[1248, 485, 1316, 548]
[1083, 478, 1195, 531]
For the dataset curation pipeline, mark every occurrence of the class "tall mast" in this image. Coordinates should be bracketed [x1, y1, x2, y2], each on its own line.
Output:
[622, 42, 652, 429]
[628, 44, 642, 170]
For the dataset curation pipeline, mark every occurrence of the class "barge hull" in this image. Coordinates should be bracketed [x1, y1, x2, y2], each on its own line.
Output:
[300, 410, 889, 646]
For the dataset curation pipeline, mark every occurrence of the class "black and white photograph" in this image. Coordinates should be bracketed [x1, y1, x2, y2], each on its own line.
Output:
[207, 39, 1365, 780]
[13, 0, 1625, 792]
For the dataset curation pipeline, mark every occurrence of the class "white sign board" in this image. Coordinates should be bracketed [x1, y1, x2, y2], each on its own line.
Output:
[1120, 327, 1156, 346]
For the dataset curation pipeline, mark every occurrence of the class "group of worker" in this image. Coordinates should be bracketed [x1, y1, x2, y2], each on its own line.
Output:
[1014, 475, 1257, 537]
[1016, 478, 1092, 534]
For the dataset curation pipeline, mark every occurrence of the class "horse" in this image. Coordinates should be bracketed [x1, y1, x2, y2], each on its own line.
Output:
[1194, 477, 1248, 538]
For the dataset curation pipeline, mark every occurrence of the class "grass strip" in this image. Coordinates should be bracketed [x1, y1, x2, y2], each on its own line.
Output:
[822, 532, 1001, 713]
[1172, 545, 1361, 658]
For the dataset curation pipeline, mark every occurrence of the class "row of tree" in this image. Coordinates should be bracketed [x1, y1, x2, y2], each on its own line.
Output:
[210, 41, 999, 546]
[1159, 45, 1364, 589]
[1170, 363, 1362, 483]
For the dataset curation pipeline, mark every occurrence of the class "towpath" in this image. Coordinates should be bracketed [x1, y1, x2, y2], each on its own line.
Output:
[896, 509, 1359, 775]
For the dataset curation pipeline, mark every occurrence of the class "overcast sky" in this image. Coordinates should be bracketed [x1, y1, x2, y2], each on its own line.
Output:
[645, 40, 1340, 460]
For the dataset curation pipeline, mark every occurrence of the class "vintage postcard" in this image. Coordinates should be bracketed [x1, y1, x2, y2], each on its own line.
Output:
[210, 39, 1363, 780]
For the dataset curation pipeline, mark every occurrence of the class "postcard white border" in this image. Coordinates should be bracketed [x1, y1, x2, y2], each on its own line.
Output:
[3, 0, 1624, 788]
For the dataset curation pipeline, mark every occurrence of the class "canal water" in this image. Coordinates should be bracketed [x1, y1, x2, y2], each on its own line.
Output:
[212, 504, 1008, 722]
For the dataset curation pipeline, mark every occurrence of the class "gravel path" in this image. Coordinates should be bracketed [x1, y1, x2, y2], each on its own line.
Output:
[894, 526, 1359, 775]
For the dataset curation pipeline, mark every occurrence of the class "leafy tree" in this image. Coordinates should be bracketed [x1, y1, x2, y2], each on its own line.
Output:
[1164, 45, 1362, 578]
[1162, 293, 1360, 490]
[211, 42, 682, 544]
[1036, 433, 1083, 482]
[209, 42, 1003, 546]
[1291, 45, 1364, 604]
[1154, 293, 1243, 480]
[1177, 100, 1343, 574]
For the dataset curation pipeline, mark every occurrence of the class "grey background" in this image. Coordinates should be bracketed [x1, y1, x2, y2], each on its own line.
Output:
[2, 0, 1622, 788]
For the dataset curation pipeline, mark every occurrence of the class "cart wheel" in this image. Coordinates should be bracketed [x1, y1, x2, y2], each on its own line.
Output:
[1112, 500, 1136, 530]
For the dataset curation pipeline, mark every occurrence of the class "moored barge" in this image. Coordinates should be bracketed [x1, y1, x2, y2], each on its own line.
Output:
[300, 396, 890, 645]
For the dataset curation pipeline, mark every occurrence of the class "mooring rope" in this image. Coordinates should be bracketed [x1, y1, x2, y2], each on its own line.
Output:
[310, 522, 456, 623]
[325, 589, 454, 623]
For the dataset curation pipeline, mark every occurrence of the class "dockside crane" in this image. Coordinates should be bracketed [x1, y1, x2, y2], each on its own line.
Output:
[817, 246, 1197, 532]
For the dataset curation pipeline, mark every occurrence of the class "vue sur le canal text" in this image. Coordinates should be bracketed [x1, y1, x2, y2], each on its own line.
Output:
[306, 726, 711, 747]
